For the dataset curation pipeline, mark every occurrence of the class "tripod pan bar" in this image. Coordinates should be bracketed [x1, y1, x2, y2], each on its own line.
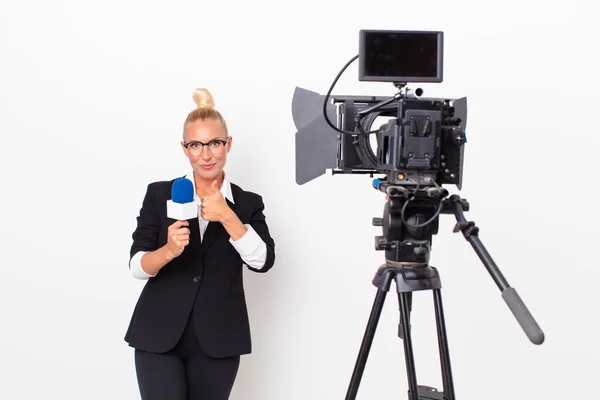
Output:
[448, 195, 545, 345]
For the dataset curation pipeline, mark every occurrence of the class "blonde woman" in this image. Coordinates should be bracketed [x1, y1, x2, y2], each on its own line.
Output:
[124, 88, 275, 399]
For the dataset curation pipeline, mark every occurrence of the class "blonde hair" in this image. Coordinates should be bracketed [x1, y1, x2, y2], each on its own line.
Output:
[183, 88, 229, 137]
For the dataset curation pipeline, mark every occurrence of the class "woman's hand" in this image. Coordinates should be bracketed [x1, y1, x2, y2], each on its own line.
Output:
[165, 220, 190, 259]
[200, 180, 233, 223]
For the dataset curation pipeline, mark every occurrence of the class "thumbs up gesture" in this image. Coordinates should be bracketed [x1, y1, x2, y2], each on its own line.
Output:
[200, 180, 231, 223]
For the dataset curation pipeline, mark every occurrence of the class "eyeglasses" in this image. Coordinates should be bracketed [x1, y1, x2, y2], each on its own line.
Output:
[183, 138, 228, 156]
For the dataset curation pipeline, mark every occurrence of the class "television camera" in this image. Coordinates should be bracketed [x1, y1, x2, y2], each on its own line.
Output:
[292, 30, 544, 400]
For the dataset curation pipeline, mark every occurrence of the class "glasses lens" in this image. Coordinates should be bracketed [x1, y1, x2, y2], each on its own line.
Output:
[209, 141, 225, 154]
[188, 143, 201, 156]
[187, 140, 226, 155]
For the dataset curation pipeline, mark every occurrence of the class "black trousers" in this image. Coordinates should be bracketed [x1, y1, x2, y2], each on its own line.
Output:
[134, 314, 240, 400]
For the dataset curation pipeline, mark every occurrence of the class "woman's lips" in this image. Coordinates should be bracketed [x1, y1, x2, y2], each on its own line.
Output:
[200, 164, 215, 170]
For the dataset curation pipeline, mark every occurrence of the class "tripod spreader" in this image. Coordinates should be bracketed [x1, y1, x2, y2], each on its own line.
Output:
[447, 194, 545, 345]
[345, 265, 454, 400]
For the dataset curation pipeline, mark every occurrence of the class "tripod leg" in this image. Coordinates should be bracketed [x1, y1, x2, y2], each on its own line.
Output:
[345, 289, 388, 400]
[398, 292, 412, 339]
[398, 292, 420, 400]
[433, 289, 455, 400]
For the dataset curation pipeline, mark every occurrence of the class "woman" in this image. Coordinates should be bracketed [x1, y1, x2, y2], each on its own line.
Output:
[124, 88, 276, 399]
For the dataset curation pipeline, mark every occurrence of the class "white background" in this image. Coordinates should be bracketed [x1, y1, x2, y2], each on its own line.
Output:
[1, 0, 598, 399]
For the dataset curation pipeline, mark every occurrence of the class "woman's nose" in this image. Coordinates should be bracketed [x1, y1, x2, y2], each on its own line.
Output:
[200, 147, 212, 160]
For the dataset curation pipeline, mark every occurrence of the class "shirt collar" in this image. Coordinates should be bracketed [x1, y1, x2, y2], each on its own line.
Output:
[185, 169, 234, 204]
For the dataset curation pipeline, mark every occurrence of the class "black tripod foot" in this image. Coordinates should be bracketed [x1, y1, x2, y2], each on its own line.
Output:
[412, 385, 444, 400]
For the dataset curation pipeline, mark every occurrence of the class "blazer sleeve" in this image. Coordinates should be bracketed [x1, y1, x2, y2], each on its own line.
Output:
[130, 183, 161, 260]
[246, 194, 275, 273]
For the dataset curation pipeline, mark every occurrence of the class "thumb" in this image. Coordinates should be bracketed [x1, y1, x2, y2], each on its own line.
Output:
[211, 179, 220, 193]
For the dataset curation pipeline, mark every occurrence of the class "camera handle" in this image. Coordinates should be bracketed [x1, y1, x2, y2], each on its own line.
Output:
[447, 194, 545, 345]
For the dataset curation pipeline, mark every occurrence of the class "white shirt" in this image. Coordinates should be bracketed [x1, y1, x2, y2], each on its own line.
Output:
[130, 171, 268, 279]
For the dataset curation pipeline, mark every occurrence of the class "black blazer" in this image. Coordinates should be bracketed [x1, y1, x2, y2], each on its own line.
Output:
[124, 177, 275, 358]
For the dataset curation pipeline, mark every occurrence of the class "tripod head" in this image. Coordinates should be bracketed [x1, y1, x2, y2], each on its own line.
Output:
[372, 179, 468, 268]
[371, 178, 545, 345]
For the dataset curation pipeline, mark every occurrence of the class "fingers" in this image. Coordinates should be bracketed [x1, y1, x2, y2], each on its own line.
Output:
[170, 234, 189, 242]
[170, 229, 190, 247]
[166, 220, 191, 258]
[168, 233, 189, 257]
[170, 220, 189, 229]
[200, 206, 210, 221]
[169, 222, 190, 239]
[201, 182, 223, 202]
[169, 220, 190, 235]
[173, 227, 190, 236]
[173, 238, 190, 246]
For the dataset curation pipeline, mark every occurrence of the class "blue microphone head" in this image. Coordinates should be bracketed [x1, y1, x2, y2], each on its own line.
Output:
[171, 178, 194, 204]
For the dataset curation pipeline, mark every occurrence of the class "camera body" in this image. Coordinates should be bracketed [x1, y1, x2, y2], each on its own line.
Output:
[292, 29, 470, 265]
[292, 29, 468, 191]
[334, 30, 467, 190]
[334, 93, 467, 189]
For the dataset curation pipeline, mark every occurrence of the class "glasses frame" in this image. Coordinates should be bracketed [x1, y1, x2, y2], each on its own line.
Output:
[183, 138, 229, 155]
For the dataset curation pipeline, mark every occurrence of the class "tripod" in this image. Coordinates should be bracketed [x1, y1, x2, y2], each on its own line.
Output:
[345, 186, 545, 400]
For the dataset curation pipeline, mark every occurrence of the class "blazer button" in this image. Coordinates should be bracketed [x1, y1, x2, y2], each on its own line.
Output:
[193, 276, 200, 283]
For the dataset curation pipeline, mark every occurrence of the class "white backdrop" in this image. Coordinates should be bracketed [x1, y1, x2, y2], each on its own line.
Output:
[1, 1, 598, 399]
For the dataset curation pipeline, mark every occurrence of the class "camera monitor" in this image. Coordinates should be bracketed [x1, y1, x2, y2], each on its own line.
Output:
[358, 30, 443, 83]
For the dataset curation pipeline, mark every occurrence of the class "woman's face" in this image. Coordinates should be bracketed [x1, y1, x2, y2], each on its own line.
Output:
[182, 119, 232, 183]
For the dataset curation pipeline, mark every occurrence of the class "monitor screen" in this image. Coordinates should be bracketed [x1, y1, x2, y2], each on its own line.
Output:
[359, 30, 443, 83]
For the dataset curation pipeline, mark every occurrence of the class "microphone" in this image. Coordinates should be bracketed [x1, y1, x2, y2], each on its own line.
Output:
[167, 178, 198, 220]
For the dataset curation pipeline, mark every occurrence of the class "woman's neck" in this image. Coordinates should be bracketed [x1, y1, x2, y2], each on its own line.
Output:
[194, 171, 223, 196]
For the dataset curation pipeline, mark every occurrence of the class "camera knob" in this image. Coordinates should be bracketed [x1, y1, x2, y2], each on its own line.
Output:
[372, 217, 383, 227]
[414, 246, 428, 256]
[452, 131, 466, 145]
[375, 236, 387, 251]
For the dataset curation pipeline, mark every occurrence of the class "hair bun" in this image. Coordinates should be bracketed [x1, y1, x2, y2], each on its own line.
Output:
[192, 88, 215, 110]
